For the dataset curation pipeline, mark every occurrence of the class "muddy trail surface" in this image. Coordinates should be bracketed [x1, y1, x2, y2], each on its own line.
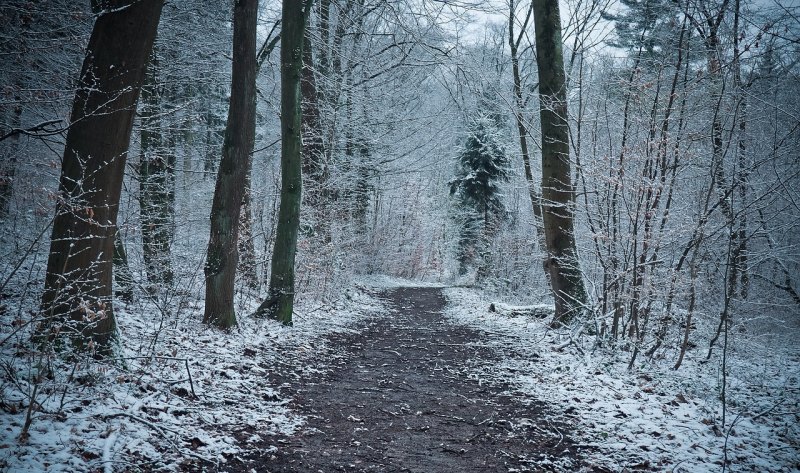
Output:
[232, 287, 597, 472]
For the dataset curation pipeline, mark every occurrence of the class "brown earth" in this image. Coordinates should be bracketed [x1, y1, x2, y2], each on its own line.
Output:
[229, 287, 604, 472]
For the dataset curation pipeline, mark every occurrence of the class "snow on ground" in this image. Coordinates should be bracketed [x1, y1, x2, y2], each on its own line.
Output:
[443, 287, 800, 473]
[0, 286, 385, 472]
[356, 274, 446, 289]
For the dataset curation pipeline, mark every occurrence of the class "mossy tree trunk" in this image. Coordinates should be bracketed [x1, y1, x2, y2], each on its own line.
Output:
[532, 0, 588, 326]
[254, 1, 310, 324]
[203, 0, 258, 329]
[40, 0, 164, 354]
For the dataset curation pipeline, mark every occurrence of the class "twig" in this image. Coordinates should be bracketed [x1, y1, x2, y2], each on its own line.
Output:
[102, 412, 215, 465]
[0, 119, 64, 141]
[103, 412, 181, 436]
[184, 358, 196, 398]
[100, 355, 198, 398]
[18, 382, 38, 442]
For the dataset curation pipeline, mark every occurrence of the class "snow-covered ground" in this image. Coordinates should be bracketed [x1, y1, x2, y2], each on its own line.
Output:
[443, 287, 800, 472]
[0, 286, 385, 472]
[2, 279, 797, 472]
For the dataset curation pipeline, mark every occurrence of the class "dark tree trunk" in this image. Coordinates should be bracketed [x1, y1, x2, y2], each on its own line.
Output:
[532, 0, 588, 326]
[40, 0, 164, 354]
[203, 0, 258, 329]
[254, 1, 309, 324]
[302, 31, 326, 189]
[301, 29, 330, 239]
[0, 99, 20, 218]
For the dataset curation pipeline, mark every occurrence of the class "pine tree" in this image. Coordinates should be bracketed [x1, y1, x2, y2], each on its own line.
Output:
[602, 0, 677, 58]
[450, 117, 509, 277]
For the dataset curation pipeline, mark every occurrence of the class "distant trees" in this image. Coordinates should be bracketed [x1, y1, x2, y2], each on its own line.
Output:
[138, 50, 175, 289]
[1, 0, 792, 365]
[39, 0, 164, 353]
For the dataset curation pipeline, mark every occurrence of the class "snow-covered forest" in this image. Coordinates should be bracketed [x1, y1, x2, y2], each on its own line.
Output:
[1, 0, 798, 471]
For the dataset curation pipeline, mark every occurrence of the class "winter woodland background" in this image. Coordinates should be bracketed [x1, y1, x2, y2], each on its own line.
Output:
[0, 0, 798, 471]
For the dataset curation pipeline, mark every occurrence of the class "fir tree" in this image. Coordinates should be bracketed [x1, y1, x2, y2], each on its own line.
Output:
[449, 116, 509, 276]
[602, 0, 678, 58]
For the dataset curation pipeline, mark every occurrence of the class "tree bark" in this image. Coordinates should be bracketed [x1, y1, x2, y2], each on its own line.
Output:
[301, 28, 330, 239]
[254, 1, 309, 324]
[203, 0, 258, 329]
[0, 97, 21, 218]
[532, 0, 588, 326]
[40, 0, 164, 353]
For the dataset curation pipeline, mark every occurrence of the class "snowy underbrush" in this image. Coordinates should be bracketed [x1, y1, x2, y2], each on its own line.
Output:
[443, 287, 800, 472]
[0, 285, 384, 472]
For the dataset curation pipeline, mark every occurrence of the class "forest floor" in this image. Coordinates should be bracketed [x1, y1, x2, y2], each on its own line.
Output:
[1, 281, 797, 472]
[229, 286, 600, 473]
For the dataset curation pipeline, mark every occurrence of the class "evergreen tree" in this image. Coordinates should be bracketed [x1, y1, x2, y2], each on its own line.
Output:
[602, 0, 678, 58]
[449, 116, 509, 277]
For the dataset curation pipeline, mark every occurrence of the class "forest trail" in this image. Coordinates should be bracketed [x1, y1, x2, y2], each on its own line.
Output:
[232, 287, 597, 472]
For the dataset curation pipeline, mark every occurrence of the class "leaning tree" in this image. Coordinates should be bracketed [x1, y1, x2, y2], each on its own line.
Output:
[40, 0, 164, 353]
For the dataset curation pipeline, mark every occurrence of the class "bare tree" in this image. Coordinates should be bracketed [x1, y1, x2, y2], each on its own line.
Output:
[508, 0, 547, 254]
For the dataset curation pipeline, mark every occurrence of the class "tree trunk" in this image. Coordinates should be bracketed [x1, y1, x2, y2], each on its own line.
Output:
[508, 0, 546, 253]
[113, 231, 135, 302]
[302, 31, 326, 190]
[0, 97, 21, 218]
[40, 0, 164, 354]
[301, 29, 330, 239]
[532, 0, 588, 326]
[732, 0, 749, 299]
[202, 0, 258, 329]
[254, 1, 309, 324]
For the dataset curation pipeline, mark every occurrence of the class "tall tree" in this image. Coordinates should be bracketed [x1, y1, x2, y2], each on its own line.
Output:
[39, 0, 164, 353]
[253, 1, 310, 324]
[203, 0, 258, 329]
[532, 0, 588, 325]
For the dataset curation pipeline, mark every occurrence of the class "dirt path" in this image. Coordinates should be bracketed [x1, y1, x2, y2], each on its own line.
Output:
[232, 287, 596, 472]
